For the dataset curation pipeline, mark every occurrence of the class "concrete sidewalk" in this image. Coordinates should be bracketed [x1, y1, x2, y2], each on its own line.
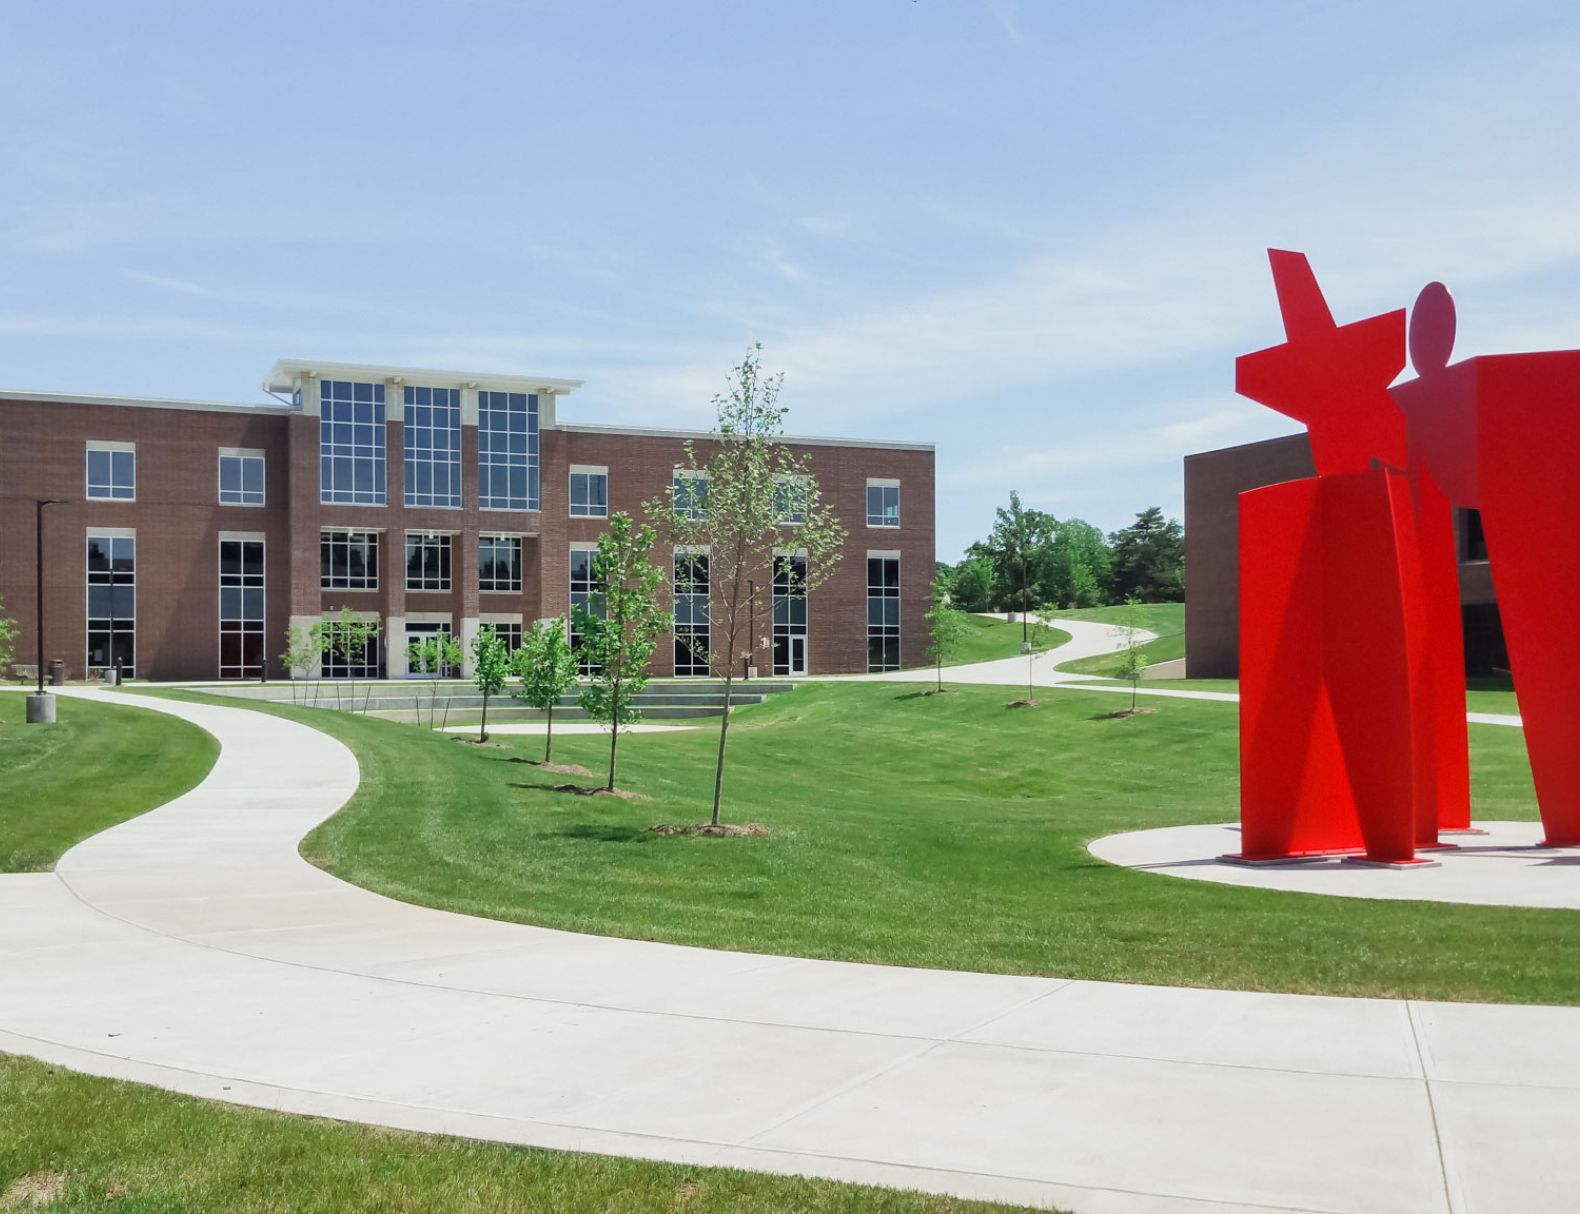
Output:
[2, 689, 1575, 1213]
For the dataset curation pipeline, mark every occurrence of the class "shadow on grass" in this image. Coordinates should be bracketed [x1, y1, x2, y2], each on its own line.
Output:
[552, 823, 653, 844]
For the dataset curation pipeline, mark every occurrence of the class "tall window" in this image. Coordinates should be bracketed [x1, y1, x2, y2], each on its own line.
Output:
[321, 530, 379, 590]
[569, 466, 609, 518]
[479, 535, 522, 592]
[219, 539, 265, 679]
[866, 480, 900, 528]
[674, 470, 708, 520]
[773, 475, 808, 524]
[86, 443, 136, 501]
[321, 616, 380, 679]
[403, 386, 462, 508]
[219, 449, 265, 506]
[867, 554, 901, 672]
[478, 390, 538, 511]
[772, 551, 808, 676]
[86, 534, 135, 675]
[319, 380, 387, 505]
[406, 533, 452, 591]
[674, 549, 710, 677]
[569, 545, 604, 674]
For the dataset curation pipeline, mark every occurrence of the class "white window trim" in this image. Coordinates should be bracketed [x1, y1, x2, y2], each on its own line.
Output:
[568, 465, 610, 518]
[216, 534, 266, 680]
[773, 473, 809, 526]
[479, 533, 524, 595]
[404, 531, 454, 594]
[866, 478, 901, 529]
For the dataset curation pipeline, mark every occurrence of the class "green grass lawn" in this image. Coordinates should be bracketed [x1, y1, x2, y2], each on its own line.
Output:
[1048, 602, 1185, 677]
[0, 693, 218, 872]
[150, 678, 1571, 1006]
[938, 613, 1069, 666]
[0, 1054, 1041, 1214]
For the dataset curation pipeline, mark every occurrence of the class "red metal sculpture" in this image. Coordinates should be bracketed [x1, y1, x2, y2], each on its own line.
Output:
[1231, 251, 1476, 865]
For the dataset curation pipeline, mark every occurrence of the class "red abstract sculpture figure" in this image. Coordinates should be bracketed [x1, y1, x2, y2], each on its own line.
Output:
[1392, 288, 1580, 846]
[1231, 251, 1470, 865]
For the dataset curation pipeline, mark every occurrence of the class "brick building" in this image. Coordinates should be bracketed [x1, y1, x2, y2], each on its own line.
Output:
[0, 360, 934, 682]
[1183, 433, 1501, 678]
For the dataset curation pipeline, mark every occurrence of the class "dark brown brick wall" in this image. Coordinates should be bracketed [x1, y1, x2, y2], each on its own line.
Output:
[1185, 431, 1499, 678]
[1, 396, 934, 681]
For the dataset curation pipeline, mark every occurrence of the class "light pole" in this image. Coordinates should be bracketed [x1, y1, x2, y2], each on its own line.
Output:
[29, 499, 64, 723]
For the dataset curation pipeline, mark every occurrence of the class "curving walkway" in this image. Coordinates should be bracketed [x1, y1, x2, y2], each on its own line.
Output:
[1, 689, 1577, 1213]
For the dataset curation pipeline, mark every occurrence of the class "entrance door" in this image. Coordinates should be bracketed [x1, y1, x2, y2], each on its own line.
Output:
[405, 622, 457, 677]
[789, 635, 807, 676]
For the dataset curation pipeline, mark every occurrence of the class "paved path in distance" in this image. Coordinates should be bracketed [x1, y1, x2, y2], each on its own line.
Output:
[2, 688, 1575, 1214]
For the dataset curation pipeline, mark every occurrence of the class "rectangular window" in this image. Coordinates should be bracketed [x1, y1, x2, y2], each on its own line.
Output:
[866, 480, 901, 528]
[479, 535, 522, 592]
[569, 466, 609, 518]
[219, 538, 266, 679]
[320, 530, 379, 590]
[218, 449, 266, 506]
[772, 551, 808, 676]
[674, 549, 710, 676]
[403, 386, 462, 508]
[569, 544, 604, 674]
[773, 475, 808, 525]
[867, 554, 901, 672]
[478, 390, 539, 511]
[86, 443, 136, 501]
[319, 380, 388, 505]
[321, 616, 381, 680]
[674, 470, 708, 520]
[86, 534, 135, 675]
[405, 533, 452, 592]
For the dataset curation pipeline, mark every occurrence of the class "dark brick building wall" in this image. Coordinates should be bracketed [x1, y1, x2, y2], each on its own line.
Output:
[1184, 431, 1500, 678]
[1, 384, 934, 682]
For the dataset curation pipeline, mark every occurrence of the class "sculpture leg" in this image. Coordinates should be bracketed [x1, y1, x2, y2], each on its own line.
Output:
[1410, 466, 1472, 837]
[1238, 479, 1365, 860]
[1320, 469, 1423, 865]
[1479, 360, 1580, 844]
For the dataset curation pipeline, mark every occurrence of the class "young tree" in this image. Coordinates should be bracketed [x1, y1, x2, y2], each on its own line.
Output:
[407, 632, 463, 728]
[1111, 597, 1150, 713]
[510, 617, 580, 764]
[573, 513, 671, 792]
[320, 607, 381, 711]
[470, 625, 512, 742]
[923, 577, 970, 693]
[645, 345, 848, 826]
[1108, 507, 1184, 603]
[280, 624, 323, 706]
[0, 598, 17, 674]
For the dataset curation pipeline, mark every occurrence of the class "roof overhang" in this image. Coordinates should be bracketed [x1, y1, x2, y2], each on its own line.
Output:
[263, 359, 584, 397]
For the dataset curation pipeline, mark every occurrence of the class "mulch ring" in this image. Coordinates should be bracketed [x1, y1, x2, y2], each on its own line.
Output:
[451, 737, 509, 749]
[648, 822, 772, 838]
[552, 783, 650, 801]
[509, 759, 595, 776]
[1006, 698, 1040, 709]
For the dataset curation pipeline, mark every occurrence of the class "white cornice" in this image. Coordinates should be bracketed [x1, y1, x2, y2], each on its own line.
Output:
[263, 359, 583, 397]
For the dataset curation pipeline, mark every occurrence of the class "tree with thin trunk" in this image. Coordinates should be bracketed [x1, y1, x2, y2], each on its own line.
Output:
[923, 576, 969, 693]
[645, 345, 847, 826]
[280, 624, 322, 706]
[407, 632, 463, 728]
[1111, 596, 1150, 713]
[510, 618, 579, 763]
[321, 606, 380, 712]
[470, 625, 511, 742]
[573, 513, 671, 792]
[0, 597, 18, 676]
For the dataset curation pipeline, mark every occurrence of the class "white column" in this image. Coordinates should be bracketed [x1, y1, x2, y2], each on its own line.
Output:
[386, 616, 409, 678]
[459, 616, 481, 679]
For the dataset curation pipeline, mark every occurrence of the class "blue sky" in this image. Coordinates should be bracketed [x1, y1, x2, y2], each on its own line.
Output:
[4, 1, 1579, 559]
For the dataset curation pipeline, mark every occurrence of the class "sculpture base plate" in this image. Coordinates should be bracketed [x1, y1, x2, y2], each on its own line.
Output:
[1341, 856, 1442, 870]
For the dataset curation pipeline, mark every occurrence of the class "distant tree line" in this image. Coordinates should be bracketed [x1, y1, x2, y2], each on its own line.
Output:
[940, 494, 1183, 613]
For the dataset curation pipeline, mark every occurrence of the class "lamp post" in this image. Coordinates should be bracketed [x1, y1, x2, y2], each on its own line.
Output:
[28, 499, 64, 723]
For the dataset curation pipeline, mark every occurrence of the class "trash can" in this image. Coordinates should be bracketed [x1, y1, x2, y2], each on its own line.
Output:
[103, 668, 119, 686]
[48, 659, 65, 686]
